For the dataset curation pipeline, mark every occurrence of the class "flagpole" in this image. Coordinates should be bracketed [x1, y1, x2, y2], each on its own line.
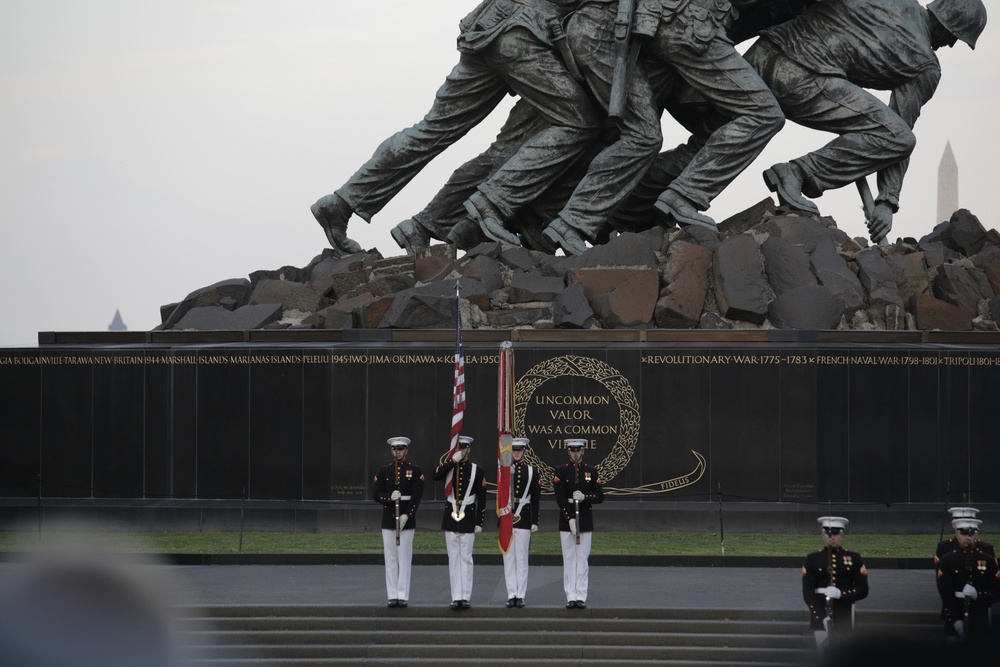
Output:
[497, 340, 514, 553]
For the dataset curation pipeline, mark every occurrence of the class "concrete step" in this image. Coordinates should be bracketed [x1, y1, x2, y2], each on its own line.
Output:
[177, 605, 940, 667]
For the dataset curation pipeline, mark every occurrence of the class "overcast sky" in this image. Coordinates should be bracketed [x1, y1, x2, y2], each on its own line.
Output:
[1, 0, 996, 347]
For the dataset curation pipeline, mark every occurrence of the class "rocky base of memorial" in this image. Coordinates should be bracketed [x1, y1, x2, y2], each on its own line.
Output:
[159, 201, 1000, 332]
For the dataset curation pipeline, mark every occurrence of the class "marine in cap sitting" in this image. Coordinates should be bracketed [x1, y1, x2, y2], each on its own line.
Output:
[802, 516, 869, 649]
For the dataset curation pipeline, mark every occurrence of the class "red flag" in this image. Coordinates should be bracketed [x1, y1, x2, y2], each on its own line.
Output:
[496, 341, 514, 553]
[444, 286, 465, 499]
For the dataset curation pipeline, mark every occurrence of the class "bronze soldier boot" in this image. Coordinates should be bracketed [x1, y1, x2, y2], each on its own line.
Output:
[446, 218, 487, 250]
[390, 218, 431, 255]
[311, 193, 364, 254]
[653, 189, 718, 231]
[762, 162, 821, 215]
[543, 218, 588, 256]
[465, 192, 521, 246]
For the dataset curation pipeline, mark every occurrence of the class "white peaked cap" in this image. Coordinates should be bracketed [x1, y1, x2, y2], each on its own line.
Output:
[817, 516, 849, 530]
[458, 435, 474, 445]
[387, 436, 410, 447]
[512, 438, 530, 448]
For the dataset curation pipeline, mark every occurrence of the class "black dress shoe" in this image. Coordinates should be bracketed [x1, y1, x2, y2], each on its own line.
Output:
[575, 600, 587, 609]
[397, 600, 407, 608]
[387, 599, 398, 608]
[460, 600, 471, 609]
[566, 601, 577, 609]
[515, 598, 525, 608]
[505, 598, 517, 608]
[450, 600, 461, 610]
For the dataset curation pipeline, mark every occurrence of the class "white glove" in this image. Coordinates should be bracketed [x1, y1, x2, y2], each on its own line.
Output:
[474, 525, 481, 533]
[962, 584, 978, 600]
[390, 490, 401, 501]
[398, 515, 408, 529]
[572, 490, 585, 502]
[569, 519, 577, 535]
[451, 450, 464, 463]
[823, 587, 842, 600]
[822, 616, 831, 631]
[954, 620, 965, 638]
[531, 524, 538, 533]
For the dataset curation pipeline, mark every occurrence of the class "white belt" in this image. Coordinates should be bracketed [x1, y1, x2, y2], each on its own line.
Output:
[815, 589, 832, 594]
[398, 495, 412, 501]
[955, 591, 972, 599]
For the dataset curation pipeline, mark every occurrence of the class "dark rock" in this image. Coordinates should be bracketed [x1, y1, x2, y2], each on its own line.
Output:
[498, 246, 536, 272]
[462, 255, 504, 293]
[809, 239, 865, 313]
[162, 278, 251, 328]
[767, 285, 844, 330]
[971, 245, 1000, 294]
[368, 255, 414, 277]
[219, 297, 238, 311]
[414, 255, 454, 283]
[249, 279, 326, 314]
[718, 197, 776, 238]
[675, 225, 722, 252]
[713, 234, 769, 325]
[699, 312, 732, 329]
[949, 209, 989, 256]
[990, 295, 1000, 322]
[464, 242, 503, 260]
[762, 214, 851, 250]
[307, 253, 370, 294]
[356, 274, 417, 299]
[360, 296, 395, 329]
[593, 270, 659, 328]
[885, 252, 930, 303]
[486, 307, 550, 328]
[507, 272, 565, 304]
[249, 265, 309, 290]
[553, 283, 595, 329]
[173, 303, 282, 330]
[919, 241, 959, 267]
[910, 294, 972, 331]
[315, 307, 355, 330]
[656, 241, 713, 328]
[854, 248, 903, 309]
[761, 236, 815, 296]
[565, 232, 658, 269]
[933, 265, 990, 316]
[378, 294, 454, 329]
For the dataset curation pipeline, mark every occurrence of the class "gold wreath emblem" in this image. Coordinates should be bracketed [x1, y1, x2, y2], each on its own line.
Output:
[514, 355, 640, 491]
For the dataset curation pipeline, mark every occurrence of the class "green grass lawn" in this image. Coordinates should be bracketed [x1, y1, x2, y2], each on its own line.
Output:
[0, 530, 963, 558]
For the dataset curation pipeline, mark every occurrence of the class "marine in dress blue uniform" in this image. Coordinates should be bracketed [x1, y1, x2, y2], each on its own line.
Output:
[373, 436, 424, 607]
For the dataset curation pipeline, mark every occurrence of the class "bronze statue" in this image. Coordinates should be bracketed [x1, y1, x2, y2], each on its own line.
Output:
[312, 0, 601, 255]
[745, 0, 987, 243]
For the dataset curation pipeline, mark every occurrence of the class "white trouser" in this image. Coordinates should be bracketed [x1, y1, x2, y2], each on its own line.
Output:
[381, 529, 414, 601]
[502, 527, 532, 599]
[560, 530, 592, 603]
[445, 530, 476, 601]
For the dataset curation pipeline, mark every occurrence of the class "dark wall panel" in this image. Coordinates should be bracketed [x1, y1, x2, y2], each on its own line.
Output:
[3, 342, 998, 507]
[92, 357, 146, 497]
[39, 352, 93, 498]
[195, 357, 249, 498]
[249, 352, 304, 500]
[143, 353, 175, 498]
[0, 354, 41, 497]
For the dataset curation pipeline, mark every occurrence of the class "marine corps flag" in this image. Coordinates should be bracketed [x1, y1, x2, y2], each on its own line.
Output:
[496, 341, 515, 553]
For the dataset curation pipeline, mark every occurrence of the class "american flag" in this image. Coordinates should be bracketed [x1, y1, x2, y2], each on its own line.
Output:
[445, 284, 464, 499]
